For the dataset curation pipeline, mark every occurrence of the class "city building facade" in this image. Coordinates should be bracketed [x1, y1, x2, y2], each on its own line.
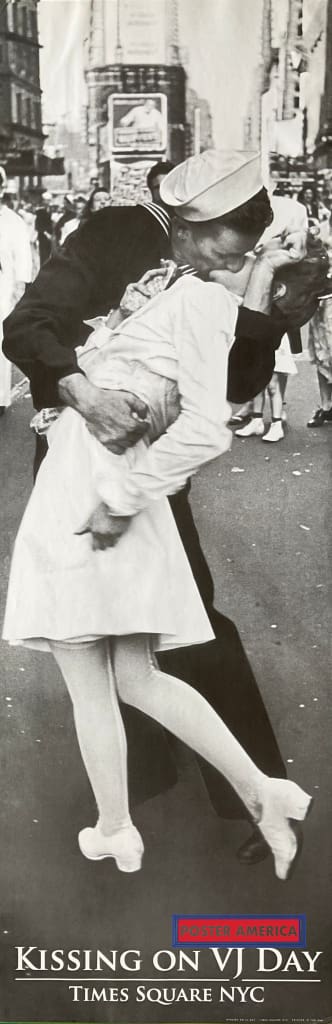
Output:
[85, 0, 212, 199]
[314, 0, 332, 167]
[244, 0, 332, 190]
[0, 0, 44, 188]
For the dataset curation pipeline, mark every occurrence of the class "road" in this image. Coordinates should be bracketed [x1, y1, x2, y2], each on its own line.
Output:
[0, 360, 331, 1023]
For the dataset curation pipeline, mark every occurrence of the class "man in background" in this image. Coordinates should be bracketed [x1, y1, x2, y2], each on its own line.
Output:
[147, 160, 175, 204]
[0, 168, 32, 415]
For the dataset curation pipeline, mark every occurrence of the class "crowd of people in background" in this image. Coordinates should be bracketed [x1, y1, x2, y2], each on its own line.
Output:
[1, 162, 332, 433]
[226, 178, 332, 439]
[1, 181, 114, 266]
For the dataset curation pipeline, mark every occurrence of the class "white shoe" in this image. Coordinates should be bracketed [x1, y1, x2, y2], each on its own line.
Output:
[229, 413, 250, 425]
[235, 418, 264, 437]
[262, 421, 284, 442]
[229, 405, 252, 425]
[281, 408, 287, 423]
[256, 778, 312, 881]
[78, 821, 144, 872]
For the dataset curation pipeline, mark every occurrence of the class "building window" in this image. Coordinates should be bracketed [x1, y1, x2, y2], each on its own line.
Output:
[16, 91, 22, 123]
[34, 99, 40, 129]
[7, 2, 13, 31]
[29, 49, 38, 80]
[30, 8, 37, 37]
[12, 3, 18, 33]
[31, 103, 35, 128]
[22, 6, 28, 36]
[25, 95, 31, 126]
[294, 80, 300, 110]
[25, 44, 31, 75]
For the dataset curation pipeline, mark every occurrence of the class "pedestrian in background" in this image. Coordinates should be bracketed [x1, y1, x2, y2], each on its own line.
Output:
[307, 255, 332, 428]
[60, 194, 86, 243]
[146, 160, 175, 204]
[53, 194, 76, 249]
[35, 192, 53, 264]
[235, 335, 298, 442]
[297, 185, 319, 220]
[0, 167, 32, 415]
[81, 187, 110, 223]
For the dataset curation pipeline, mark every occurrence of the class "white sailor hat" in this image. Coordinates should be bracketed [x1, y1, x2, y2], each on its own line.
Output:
[160, 149, 263, 222]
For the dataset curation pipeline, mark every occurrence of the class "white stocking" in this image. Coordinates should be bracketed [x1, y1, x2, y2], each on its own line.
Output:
[50, 639, 131, 836]
[113, 634, 265, 820]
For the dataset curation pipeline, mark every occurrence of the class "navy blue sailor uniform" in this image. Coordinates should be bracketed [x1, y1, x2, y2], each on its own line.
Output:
[3, 201, 286, 816]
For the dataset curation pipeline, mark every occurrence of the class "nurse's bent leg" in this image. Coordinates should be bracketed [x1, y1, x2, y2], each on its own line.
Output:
[113, 635, 311, 880]
[113, 634, 265, 818]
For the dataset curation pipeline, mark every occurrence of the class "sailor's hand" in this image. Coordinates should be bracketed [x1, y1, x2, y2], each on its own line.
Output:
[85, 389, 149, 453]
[58, 375, 149, 453]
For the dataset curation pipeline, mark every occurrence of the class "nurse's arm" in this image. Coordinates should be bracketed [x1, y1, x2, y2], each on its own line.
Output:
[93, 282, 236, 518]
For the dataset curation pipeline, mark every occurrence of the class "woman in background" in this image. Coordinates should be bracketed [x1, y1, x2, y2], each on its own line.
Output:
[235, 333, 298, 442]
[81, 187, 111, 223]
[307, 300, 332, 427]
[60, 195, 87, 244]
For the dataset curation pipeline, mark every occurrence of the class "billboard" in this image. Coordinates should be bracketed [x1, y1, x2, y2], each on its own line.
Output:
[109, 93, 167, 153]
[110, 158, 156, 204]
[120, 0, 167, 64]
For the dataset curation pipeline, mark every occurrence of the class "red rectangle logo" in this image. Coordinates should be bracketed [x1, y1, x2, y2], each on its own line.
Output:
[173, 915, 305, 946]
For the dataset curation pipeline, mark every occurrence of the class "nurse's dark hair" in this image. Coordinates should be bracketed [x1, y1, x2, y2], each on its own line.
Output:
[274, 235, 330, 289]
[272, 236, 332, 326]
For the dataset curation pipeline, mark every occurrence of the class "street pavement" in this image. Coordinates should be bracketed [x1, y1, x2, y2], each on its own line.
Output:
[0, 360, 331, 1023]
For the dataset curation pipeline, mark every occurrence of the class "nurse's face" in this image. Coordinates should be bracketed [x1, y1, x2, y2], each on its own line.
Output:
[171, 219, 262, 275]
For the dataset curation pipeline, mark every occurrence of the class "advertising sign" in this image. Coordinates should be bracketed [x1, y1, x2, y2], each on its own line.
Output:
[109, 93, 167, 154]
[120, 0, 167, 64]
[110, 158, 155, 204]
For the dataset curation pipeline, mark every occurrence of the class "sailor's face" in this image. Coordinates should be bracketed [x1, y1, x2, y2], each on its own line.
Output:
[172, 221, 262, 275]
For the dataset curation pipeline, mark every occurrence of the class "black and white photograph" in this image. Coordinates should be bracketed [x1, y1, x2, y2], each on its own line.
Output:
[0, 1, 331, 1022]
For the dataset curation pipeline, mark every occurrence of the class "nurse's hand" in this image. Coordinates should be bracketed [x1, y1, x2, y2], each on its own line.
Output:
[254, 229, 307, 270]
[120, 265, 172, 315]
[75, 503, 130, 550]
